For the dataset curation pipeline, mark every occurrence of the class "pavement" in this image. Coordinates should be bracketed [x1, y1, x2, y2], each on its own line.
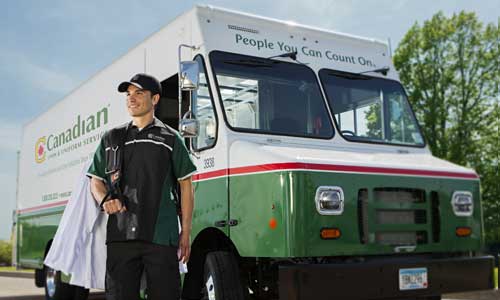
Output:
[0, 276, 45, 298]
[0, 272, 104, 300]
[0, 271, 497, 300]
[0, 271, 34, 279]
[444, 290, 499, 300]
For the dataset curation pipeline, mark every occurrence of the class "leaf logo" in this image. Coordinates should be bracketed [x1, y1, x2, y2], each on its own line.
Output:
[35, 137, 47, 163]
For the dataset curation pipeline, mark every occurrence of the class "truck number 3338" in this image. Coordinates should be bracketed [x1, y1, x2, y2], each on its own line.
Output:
[203, 157, 215, 169]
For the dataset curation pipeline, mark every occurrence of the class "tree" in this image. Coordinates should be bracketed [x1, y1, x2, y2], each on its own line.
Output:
[394, 12, 500, 243]
[0, 240, 12, 266]
[477, 98, 500, 243]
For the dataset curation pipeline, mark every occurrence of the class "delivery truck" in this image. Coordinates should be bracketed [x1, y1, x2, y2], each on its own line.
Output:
[16, 5, 495, 300]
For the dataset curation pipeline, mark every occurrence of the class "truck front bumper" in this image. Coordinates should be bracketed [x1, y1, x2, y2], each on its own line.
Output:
[279, 255, 495, 300]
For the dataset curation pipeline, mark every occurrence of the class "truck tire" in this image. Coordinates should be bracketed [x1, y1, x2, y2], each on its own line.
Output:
[35, 268, 45, 287]
[44, 266, 75, 300]
[201, 251, 245, 300]
[44, 266, 88, 300]
[73, 286, 90, 300]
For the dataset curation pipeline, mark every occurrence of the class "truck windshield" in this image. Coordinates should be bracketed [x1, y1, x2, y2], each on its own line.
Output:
[210, 51, 334, 139]
[319, 69, 425, 146]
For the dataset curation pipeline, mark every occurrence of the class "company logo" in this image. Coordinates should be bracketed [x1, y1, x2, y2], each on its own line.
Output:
[148, 133, 165, 142]
[35, 137, 47, 163]
[33, 106, 109, 163]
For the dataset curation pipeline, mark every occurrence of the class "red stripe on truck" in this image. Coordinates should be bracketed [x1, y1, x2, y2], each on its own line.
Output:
[192, 162, 478, 181]
[18, 200, 68, 215]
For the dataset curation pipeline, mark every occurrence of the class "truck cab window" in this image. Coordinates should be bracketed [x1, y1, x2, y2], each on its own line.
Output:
[210, 51, 334, 139]
[192, 55, 217, 150]
[319, 70, 424, 146]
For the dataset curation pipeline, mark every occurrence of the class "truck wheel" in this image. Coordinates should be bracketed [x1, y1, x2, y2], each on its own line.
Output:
[44, 266, 75, 300]
[201, 251, 245, 300]
[73, 286, 90, 300]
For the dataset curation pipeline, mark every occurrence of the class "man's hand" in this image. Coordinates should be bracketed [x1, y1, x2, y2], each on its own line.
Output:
[178, 230, 191, 263]
[102, 199, 127, 214]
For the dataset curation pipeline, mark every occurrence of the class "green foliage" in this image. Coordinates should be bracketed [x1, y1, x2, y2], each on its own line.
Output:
[394, 12, 500, 244]
[495, 268, 499, 289]
[0, 240, 12, 266]
[479, 103, 500, 243]
[366, 102, 382, 138]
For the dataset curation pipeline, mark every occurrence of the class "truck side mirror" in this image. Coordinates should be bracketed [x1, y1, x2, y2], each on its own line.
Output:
[180, 61, 199, 91]
[180, 111, 199, 138]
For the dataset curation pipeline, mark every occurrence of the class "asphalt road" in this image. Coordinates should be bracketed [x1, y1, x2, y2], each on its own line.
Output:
[0, 275, 497, 300]
[0, 276, 104, 300]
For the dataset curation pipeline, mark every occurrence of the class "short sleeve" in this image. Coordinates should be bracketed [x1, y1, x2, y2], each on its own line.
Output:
[172, 133, 197, 181]
[87, 137, 107, 182]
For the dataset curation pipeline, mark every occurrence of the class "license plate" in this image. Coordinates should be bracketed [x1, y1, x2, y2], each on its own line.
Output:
[399, 267, 428, 290]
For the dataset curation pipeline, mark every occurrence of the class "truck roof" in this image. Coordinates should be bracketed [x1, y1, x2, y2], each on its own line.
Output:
[199, 4, 388, 46]
[23, 5, 390, 129]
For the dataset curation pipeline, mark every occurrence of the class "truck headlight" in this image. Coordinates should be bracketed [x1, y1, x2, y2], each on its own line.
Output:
[451, 191, 473, 217]
[315, 186, 344, 215]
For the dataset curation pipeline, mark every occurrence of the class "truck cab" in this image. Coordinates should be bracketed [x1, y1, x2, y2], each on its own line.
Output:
[169, 6, 494, 300]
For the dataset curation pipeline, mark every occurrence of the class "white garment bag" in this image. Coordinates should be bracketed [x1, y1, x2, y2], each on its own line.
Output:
[44, 161, 107, 289]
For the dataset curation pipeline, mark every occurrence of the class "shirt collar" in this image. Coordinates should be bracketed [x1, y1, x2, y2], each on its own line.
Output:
[152, 117, 167, 129]
[128, 117, 166, 131]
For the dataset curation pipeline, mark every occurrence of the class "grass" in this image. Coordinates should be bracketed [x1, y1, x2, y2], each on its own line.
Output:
[0, 266, 34, 273]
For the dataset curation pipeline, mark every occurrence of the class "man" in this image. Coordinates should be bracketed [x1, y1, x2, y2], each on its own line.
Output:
[87, 73, 196, 300]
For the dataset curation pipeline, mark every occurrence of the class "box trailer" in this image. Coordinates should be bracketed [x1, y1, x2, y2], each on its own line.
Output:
[16, 5, 495, 300]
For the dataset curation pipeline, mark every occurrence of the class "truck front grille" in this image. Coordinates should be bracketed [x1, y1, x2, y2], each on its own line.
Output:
[376, 231, 428, 245]
[431, 191, 441, 243]
[358, 188, 432, 247]
[376, 210, 427, 224]
[358, 189, 368, 244]
[374, 188, 425, 204]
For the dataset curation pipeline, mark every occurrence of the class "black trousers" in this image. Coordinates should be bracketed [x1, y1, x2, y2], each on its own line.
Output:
[106, 241, 180, 300]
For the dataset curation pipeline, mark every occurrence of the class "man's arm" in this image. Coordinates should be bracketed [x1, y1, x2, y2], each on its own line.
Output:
[90, 177, 107, 205]
[90, 177, 125, 214]
[178, 177, 194, 263]
[171, 132, 197, 262]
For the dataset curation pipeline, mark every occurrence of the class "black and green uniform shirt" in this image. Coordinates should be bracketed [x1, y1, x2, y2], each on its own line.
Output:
[87, 118, 197, 247]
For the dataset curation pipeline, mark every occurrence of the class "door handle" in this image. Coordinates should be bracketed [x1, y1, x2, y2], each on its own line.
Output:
[214, 220, 227, 227]
[228, 219, 238, 227]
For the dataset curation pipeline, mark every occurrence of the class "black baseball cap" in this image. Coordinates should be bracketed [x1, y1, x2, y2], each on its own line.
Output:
[118, 73, 162, 96]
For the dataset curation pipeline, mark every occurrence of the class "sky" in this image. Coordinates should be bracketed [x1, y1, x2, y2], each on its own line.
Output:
[0, 0, 498, 240]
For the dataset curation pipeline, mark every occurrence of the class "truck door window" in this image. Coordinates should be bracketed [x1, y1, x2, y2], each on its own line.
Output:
[192, 55, 217, 150]
[319, 70, 425, 147]
[209, 51, 334, 139]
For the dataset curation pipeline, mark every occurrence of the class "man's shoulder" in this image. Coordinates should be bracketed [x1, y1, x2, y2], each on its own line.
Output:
[109, 122, 130, 134]
[101, 122, 130, 143]
[155, 120, 180, 138]
[111, 122, 130, 131]
[150, 121, 183, 149]
[163, 124, 179, 136]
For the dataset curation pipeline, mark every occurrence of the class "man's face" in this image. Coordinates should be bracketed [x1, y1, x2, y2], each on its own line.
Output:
[126, 84, 158, 117]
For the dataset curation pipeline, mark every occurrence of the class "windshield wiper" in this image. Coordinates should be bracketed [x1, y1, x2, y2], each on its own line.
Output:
[358, 66, 390, 76]
[267, 51, 308, 65]
[267, 51, 297, 60]
[224, 52, 307, 68]
[224, 59, 274, 68]
[327, 71, 370, 80]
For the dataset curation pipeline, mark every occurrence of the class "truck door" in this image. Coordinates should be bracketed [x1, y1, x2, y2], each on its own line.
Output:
[189, 55, 229, 236]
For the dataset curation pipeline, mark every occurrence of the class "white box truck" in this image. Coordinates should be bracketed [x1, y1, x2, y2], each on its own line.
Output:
[16, 5, 495, 300]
